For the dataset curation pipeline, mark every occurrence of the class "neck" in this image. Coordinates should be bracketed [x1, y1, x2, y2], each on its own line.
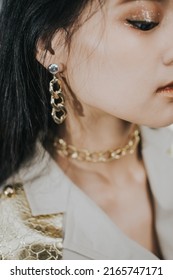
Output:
[54, 107, 141, 176]
[64, 110, 133, 151]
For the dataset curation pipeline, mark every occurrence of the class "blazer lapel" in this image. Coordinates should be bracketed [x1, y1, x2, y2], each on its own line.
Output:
[63, 181, 158, 260]
[141, 126, 173, 259]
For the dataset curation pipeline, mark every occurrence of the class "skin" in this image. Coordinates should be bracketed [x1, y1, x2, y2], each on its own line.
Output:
[37, 0, 173, 257]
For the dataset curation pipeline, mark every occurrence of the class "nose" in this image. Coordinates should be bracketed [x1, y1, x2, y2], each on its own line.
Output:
[161, 13, 173, 66]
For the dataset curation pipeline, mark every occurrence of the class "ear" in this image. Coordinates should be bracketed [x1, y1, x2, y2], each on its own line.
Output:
[36, 30, 67, 72]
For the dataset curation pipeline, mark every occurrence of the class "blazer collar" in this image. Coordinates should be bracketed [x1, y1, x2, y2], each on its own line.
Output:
[140, 125, 173, 209]
[140, 126, 173, 259]
[23, 159, 158, 259]
[63, 180, 158, 259]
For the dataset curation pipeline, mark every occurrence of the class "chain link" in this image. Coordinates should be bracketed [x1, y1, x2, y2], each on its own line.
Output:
[54, 128, 140, 163]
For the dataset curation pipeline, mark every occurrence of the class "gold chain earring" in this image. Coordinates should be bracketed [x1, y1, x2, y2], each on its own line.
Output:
[48, 64, 67, 124]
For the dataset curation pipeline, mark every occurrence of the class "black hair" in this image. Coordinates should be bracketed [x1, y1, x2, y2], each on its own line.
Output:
[0, 0, 103, 184]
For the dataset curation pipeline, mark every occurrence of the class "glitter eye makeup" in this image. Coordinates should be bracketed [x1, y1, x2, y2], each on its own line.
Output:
[120, 1, 163, 31]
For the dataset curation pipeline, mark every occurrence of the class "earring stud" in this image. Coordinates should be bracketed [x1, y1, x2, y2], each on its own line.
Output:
[48, 64, 59, 75]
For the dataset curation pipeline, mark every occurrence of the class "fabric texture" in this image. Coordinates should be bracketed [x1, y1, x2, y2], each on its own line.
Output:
[0, 184, 63, 260]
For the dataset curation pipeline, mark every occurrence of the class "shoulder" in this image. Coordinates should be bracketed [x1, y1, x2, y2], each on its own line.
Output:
[0, 142, 70, 215]
[0, 143, 66, 260]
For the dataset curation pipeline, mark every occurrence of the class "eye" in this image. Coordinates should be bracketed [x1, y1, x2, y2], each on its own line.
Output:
[126, 19, 159, 31]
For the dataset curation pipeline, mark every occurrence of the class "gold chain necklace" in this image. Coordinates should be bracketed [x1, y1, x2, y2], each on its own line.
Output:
[54, 127, 140, 163]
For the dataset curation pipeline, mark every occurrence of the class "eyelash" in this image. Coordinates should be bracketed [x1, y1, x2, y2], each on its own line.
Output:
[126, 20, 159, 31]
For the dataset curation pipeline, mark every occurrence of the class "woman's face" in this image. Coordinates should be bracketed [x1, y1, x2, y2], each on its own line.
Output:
[62, 0, 173, 127]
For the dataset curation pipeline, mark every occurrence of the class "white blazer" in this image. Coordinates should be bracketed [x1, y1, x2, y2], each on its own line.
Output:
[0, 126, 173, 260]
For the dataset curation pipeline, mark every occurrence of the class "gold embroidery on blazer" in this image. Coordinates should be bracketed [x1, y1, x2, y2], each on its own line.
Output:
[0, 183, 63, 260]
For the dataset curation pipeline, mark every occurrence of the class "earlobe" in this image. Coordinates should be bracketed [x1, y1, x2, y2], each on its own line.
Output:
[36, 30, 67, 71]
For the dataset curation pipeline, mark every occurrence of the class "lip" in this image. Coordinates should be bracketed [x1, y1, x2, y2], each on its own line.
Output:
[156, 82, 173, 98]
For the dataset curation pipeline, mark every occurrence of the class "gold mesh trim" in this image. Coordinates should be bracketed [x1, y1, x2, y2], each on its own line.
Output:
[0, 183, 64, 260]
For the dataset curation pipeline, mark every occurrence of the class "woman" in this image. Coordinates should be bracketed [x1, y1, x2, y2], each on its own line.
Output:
[0, 0, 173, 260]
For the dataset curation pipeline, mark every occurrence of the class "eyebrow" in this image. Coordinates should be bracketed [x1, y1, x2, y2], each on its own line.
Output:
[119, 0, 163, 3]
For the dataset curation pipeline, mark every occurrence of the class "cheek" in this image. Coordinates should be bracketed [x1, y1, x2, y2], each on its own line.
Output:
[65, 24, 154, 115]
